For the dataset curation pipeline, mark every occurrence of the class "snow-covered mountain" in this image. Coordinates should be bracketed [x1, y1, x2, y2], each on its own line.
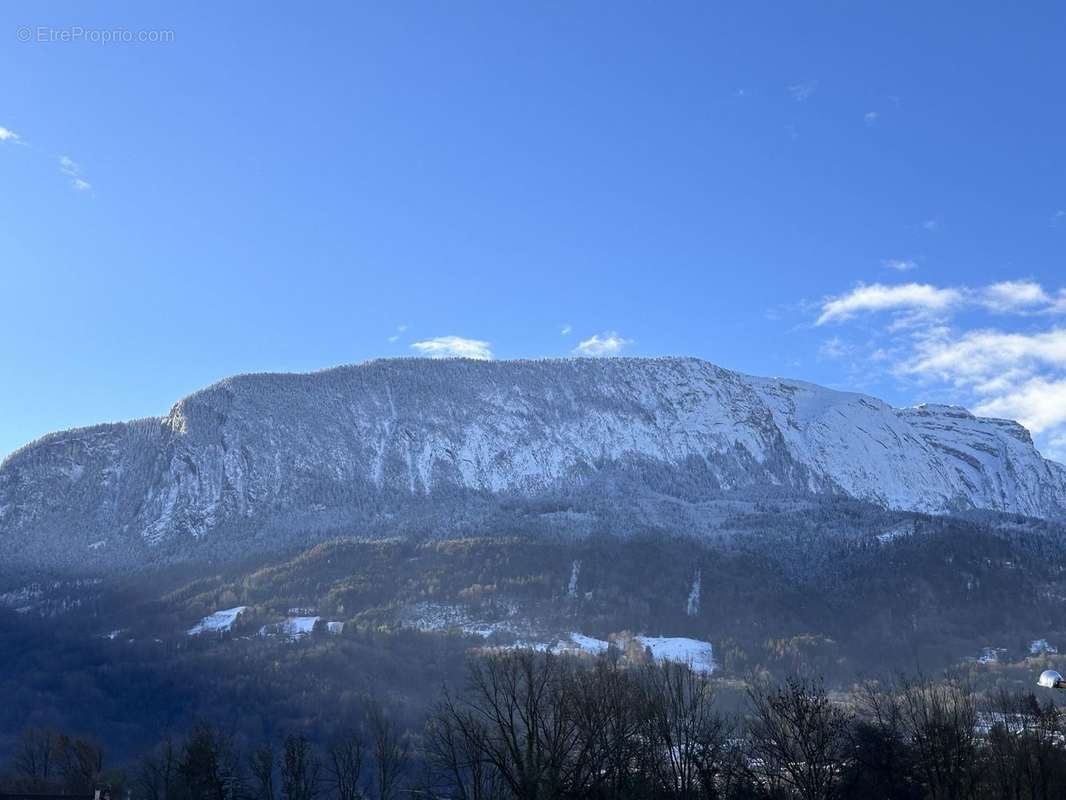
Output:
[2, 357, 1064, 567]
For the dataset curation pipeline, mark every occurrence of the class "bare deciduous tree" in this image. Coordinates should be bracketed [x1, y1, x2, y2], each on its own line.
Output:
[897, 676, 980, 800]
[249, 743, 277, 800]
[369, 704, 409, 800]
[327, 730, 366, 800]
[746, 676, 851, 800]
[137, 732, 180, 800]
[424, 690, 502, 800]
[13, 727, 57, 790]
[281, 734, 321, 800]
[642, 660, 730, 800]
[56, 734, 105, 795]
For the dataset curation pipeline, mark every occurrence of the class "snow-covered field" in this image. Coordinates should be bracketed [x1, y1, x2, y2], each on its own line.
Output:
[259, 616, 320, 638]
[637, 636, 716, 673]
[401, 601, 530, 639]
[188, 606, 247, 636]
[565, 633, 715, 673]
[569, 633, 610, 655]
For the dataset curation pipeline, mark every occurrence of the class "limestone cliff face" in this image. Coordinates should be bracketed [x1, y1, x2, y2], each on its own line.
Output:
[2, 357, 1064, 568]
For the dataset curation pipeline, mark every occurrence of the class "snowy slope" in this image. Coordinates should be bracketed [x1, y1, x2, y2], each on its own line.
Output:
[1, 357, 1064, 567]
[188, 606, 247, 635]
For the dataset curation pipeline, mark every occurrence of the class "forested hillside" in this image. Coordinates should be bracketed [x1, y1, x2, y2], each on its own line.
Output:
[3, 503, 1066, 766]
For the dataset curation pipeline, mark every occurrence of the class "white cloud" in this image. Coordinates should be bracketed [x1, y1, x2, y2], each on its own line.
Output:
[1047, 290, 1066, 315]
[573, 332, 632, 357]
[972, 377, 1066, 435]
[0, 126, 20, 142]
[58, 155, 92, 192]
[819, 280, 1066, 326]
[560, 324, 572, 336]
[980, 280, 1050, 312]
[387, 335, 399, 343]
[397, 324, 408, 332]
[788, 81, 817, 102]
[922, 218, 940, 232]
[893, 327, 1066, 459]
[817, 283, 961, 325]
[410, 335, 492, 360]
[864, 111, 879, 126]
[907, 328, 1066, 382]
[1048, 431, 1066, 463]
[883, 259, 918, 272]
[813, 279, 1066, 459]
[819, 336, 852, 359]
[902, 329, 1066, 447]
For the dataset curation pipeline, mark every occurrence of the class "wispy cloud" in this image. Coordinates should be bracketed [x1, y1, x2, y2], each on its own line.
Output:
[883, 259, 918, 272]
[58, 155, 92, 192]
[0, 125, 20, 143]
[817, 283, 962, 325]
[573, 332, 632, 357]
[410, 335, 492, 360]
[788, 80, 817, 103]
[818, 280, 1066, 326]
[819, 336, 852, 359]
[560, 324, 572, 336]
[921, 218, 940, 232]
[864, 111, 879, 126]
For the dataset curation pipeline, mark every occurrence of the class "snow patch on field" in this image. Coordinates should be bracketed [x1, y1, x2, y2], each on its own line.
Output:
[188, 606, 247, 636]
[569, 633, 610, 655]
[401, 602, 531, 639]
[638, 636, 716, 674]
[260, 616, 320, 638]
[1030, 639, 1057, 655]
[564, 633, 715, 673]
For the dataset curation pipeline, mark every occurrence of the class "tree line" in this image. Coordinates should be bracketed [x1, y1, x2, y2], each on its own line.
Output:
[6, 648, 1066, 800]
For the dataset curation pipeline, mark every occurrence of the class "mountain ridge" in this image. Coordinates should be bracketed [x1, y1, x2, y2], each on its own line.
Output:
[2, 356, 1064, 569]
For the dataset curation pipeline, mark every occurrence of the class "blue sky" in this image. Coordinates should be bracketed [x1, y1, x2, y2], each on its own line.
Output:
[2, 2, 1065, 461]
